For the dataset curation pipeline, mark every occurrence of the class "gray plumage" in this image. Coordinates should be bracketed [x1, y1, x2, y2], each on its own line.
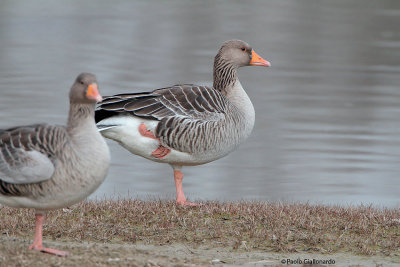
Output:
[97, 84, 247, 156]
[95, 40, 265, 159]
[95, 40, 270, 204]
[0, 73, 110, 210]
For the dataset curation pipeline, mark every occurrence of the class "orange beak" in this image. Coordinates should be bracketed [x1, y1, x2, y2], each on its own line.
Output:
[86, 83, 103, 102]
[250, 50, 271, 67]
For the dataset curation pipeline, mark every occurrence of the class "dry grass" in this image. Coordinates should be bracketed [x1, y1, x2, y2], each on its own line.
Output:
[1, 200, 400, 257]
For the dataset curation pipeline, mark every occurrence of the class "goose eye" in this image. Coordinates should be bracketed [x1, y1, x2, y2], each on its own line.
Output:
[241, 47, 246, 52]
[80, 81, 84, 85]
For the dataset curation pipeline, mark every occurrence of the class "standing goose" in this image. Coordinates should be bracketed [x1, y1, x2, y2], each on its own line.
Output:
[95, 40, 270, 205]
[0, 73, 110, 256]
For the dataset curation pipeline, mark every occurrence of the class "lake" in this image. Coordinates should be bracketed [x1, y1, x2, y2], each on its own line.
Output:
[0, 0, 399, 206]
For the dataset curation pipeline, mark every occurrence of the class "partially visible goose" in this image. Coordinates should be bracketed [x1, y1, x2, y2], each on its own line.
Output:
[0, 73, 110, 256]
[95, 40, 270, 205]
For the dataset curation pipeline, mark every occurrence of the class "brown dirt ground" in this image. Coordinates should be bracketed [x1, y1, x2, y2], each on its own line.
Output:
[1, 200, 399, 266]
[0, 237, 399, 267]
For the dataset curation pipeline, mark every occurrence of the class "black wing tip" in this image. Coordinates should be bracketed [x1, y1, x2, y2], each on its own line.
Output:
[95, 109, 119, 123]
[95, 106, 160, 122]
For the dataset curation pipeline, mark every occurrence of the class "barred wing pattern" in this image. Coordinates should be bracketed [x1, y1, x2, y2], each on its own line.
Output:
[97, 84, 244, 154]
[98, 84, 226, 119]
[0, 124, 66, 194]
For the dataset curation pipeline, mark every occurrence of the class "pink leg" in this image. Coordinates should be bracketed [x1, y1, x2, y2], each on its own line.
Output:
[139, 123, 171, 159]
[174, 170, 197, 206]
[29, 213, 69, 256]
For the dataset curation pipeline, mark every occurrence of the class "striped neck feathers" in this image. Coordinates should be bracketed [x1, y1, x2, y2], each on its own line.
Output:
[213, 53, 239, 96]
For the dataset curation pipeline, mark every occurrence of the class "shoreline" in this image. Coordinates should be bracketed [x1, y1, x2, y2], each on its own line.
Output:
[1, 200, 399, 266]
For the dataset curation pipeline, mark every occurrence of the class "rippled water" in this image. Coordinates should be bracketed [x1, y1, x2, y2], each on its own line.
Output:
[0, 0, 399, 206]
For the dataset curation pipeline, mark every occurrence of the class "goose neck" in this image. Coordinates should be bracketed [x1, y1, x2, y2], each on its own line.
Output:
[213, 55, 238, 95]
[67, 102, 96, 134]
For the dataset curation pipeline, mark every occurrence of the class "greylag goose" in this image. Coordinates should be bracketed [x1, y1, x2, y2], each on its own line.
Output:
[0, 73, 110, 256]
[95, 40, 270, 205]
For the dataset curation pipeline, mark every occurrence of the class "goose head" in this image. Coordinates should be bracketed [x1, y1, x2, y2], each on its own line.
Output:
[69, 73, 102, 104]
[216, 40, 271, 68]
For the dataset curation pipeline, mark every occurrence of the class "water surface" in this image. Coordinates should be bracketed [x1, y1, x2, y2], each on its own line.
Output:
[0, 0, 400, 206]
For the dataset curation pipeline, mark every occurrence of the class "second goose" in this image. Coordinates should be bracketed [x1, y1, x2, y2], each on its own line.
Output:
[95, 40, 270, 205]
[0, 73, 110, 255]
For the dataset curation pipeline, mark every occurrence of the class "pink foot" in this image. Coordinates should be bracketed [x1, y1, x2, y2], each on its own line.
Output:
[152, 145, 171, 159]
[177, 200, 199, 206]
[139, 123, 171, 159]
[29, 245, 69, 257]
[29, 213, 69, 257]
[138, 123, 158, 139]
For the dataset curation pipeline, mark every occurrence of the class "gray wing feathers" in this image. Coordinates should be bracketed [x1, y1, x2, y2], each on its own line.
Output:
[0, 124, 63, 184]
[97, 84, 238, 154]
[0, 149, 54, 184]
[98, 84, 227, 121]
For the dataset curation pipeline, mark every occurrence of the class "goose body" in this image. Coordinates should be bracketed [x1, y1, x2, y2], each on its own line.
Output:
[96, 40, 270, 205]
[0, 124, 109, 210]
[97, 81, 254, 166]
[0, 73, 110, 255]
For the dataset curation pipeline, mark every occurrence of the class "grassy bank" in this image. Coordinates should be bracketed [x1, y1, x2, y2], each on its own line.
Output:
[1, 200, 400, 265]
